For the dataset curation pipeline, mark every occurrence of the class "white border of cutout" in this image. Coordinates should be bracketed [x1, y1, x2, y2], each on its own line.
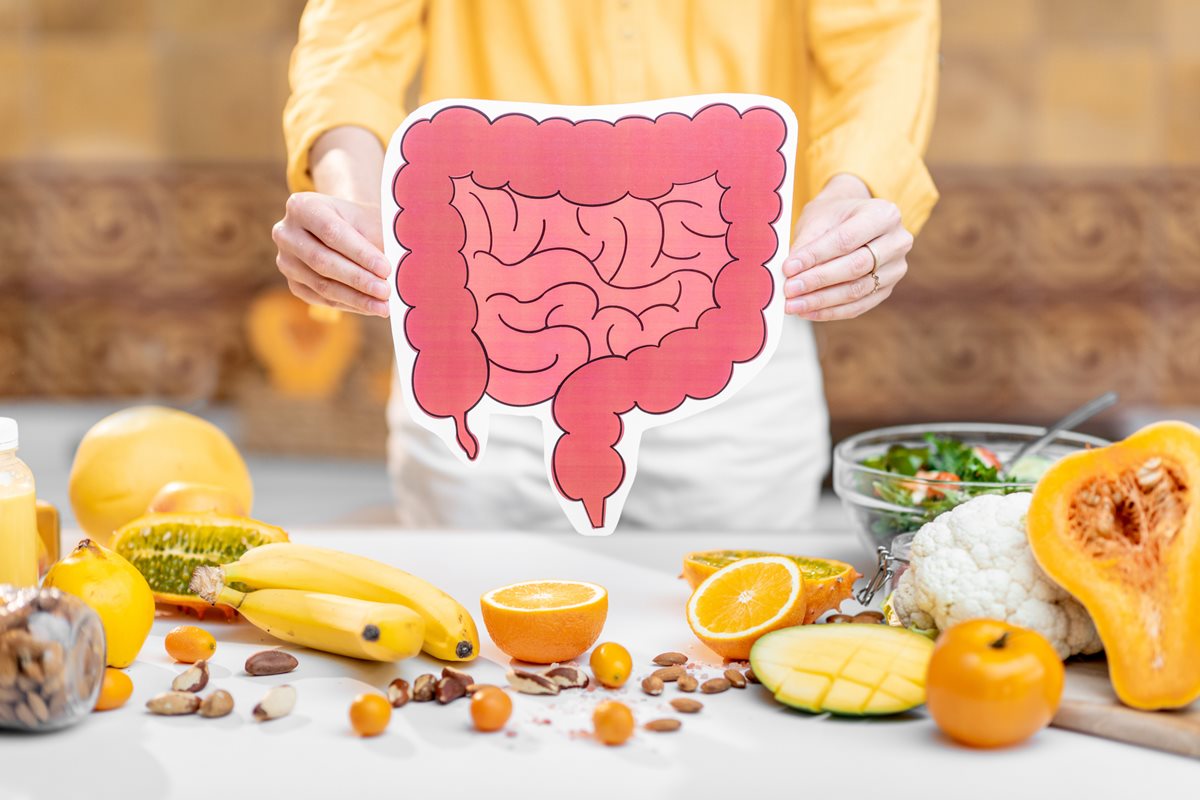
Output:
[382, 94, 797, 535]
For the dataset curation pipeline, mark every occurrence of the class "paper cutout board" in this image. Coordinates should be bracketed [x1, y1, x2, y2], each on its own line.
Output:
[382, 94, 797, 535]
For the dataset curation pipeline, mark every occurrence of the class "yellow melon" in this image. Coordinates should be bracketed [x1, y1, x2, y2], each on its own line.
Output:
[69, 407, 253, 545]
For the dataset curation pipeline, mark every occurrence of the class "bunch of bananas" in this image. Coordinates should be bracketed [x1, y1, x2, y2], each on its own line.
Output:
[189, 543, 479, 662]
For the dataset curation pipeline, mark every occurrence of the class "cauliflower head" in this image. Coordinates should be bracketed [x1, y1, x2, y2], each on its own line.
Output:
[891, 492, 1102, 660]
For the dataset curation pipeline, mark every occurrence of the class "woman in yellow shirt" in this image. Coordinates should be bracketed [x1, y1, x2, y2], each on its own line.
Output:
[272, 0, 939, 530]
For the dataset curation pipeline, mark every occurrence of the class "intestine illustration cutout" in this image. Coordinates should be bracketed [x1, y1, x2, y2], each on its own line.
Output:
[382, 95, 797, 535]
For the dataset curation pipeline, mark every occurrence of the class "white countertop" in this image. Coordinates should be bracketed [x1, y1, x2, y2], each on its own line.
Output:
[1, 527, 1194, 800]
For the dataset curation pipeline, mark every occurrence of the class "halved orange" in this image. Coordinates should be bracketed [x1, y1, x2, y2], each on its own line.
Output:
[686, 556, 806, 660]
[682, 550, 859, 623]
[480, 580, 608, 664]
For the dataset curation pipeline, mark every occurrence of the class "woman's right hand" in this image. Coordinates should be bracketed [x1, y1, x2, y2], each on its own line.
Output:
[271, 192, 393, 317]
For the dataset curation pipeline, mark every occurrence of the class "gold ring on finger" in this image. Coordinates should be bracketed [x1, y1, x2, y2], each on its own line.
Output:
[863, 241, 880, 275]
[870, 270, 881, 295]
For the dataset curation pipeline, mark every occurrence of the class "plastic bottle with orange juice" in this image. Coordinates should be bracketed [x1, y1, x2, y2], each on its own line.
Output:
[0, 418, 39, 587]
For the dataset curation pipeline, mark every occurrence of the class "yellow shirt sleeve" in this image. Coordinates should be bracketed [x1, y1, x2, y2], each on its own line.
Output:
[283, 0, 425, 193]
[806, 0, 940, 234]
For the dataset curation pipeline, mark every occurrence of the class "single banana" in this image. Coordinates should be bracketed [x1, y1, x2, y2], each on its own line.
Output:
[190, 566, 424, 662]
[210, 542, 480, 661]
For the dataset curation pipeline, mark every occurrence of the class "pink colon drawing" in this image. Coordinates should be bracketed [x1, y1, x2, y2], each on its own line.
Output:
[383, 96, 796, 534]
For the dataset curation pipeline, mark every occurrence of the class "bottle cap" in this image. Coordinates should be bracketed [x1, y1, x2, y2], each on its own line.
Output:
[0, 418, 16, 451]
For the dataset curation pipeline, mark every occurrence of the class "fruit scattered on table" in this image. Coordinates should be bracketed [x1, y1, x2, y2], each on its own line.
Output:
[1027, 420, 1200, 711]
[147, 481, 248, 517]
[94, 668, 133, 712]
[926, 619, 1063, 748]
[592, 700, 635, 746]
[212, 542, 479, 661]
[164, 625, 216, 663]
[479, 579, 607, 664]
[470, 686, 513, 732]
[349, 692, 392, 737]
[244, 649, 299, 676]
[190, 567, 426, 662]
[112, 513, 289, 620]
[686, 556, 807, 660]
[891, 492, 1101, 659]
[253, 684, 296, 721]
[682, 550, 859, 623]
[68, 406, 253, 545]
[589, 642, 633, 688]
[750, 623, 935, 716]
[43, 539, 155, 668]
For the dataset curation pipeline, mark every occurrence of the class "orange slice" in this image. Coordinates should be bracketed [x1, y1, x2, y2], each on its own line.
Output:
[480, 580, 608, 664]
[686, 556, 806, 660]
[682, 550, 859, 623]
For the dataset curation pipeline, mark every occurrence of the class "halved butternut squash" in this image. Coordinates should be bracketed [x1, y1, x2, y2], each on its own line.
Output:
[1027, 421, 1200, 710]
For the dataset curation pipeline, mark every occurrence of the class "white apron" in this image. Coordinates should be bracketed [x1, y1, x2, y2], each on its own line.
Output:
[387, 317, 829, 531]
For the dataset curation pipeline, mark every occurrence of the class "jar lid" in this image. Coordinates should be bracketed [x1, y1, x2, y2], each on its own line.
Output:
[0, 417, 17, 450]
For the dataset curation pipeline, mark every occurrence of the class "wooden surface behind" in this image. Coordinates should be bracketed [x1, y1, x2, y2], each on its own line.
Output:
[1054, 659, 1200, 759]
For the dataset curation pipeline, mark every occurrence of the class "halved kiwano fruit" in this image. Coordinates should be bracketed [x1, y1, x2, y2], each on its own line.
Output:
[1028, 420, 1200, 710]
[750, 624, 934, 716]
[112, 513, 289, 620]
[682, 550, 859, 623]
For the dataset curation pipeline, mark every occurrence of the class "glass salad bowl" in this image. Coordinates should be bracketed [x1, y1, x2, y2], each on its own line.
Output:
[833, 422, 1109, 560]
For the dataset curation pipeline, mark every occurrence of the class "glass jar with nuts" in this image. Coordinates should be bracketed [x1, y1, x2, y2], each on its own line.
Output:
[0, 586, 106, 731]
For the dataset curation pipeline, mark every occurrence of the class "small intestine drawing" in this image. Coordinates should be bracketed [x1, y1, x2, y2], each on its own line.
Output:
[384, 96, 796, 534]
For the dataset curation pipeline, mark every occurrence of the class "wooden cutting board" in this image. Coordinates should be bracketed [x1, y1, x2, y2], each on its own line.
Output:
[1053, 659, 1200, 758]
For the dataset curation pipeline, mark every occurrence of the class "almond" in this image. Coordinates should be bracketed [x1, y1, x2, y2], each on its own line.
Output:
[652, 652, 687, 667]
[744, 668, 759, 684]
[701, 678, 730, 694]
[670, 697, 703, 714]
[651, 666, 685, 682]
[676, 674, 698, 693]
[645, 718, 682, 732]
[724, 668, 747, 689]
[641, 676, 664, 696]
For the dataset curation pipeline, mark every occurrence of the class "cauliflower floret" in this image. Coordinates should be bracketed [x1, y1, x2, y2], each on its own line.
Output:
[891, 492, 1102, 660]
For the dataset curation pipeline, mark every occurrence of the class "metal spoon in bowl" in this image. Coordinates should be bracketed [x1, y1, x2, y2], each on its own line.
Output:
[1000, 391, 1118, 479]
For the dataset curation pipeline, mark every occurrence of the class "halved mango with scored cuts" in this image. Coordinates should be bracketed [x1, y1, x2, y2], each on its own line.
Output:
[750, 623, 935, 716]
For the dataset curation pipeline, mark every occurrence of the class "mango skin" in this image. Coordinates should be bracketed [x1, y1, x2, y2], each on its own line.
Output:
[68, 406, 253, 545]
[750, 623, 935, 716]
[44, 539, 155, 668]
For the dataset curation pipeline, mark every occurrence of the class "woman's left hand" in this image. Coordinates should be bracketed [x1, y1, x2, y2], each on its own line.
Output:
[782, 174, 913, 321]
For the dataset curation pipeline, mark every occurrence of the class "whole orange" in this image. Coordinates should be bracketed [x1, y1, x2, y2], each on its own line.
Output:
[470, 686, 513, 732]
[593, 700, 635, 746]
[589, 642, 632, 688]
[926, 619, 1063, 748]
[349, 693, 392, 737]
[164, 625, 216, 663]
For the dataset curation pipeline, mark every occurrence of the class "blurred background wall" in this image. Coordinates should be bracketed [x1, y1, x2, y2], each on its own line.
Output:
[1, 0, 1198, 471]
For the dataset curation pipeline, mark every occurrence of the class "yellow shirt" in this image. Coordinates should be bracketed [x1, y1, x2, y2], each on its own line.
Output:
[284, 0, 939, 233]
